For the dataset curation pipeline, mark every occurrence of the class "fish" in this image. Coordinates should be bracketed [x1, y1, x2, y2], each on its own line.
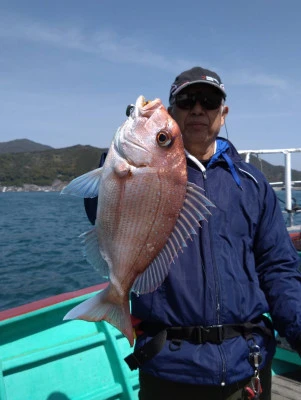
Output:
[61, 95, 214, 346]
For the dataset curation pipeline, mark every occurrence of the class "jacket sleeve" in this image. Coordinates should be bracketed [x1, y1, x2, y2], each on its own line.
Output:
[83, 152, 107, 225]
[254, 180, 301, 349]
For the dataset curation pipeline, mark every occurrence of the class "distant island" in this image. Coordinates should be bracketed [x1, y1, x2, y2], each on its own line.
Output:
[0, 139, 300, 193]
[0, 139, 107, 192]
[0, 138, 53, 154]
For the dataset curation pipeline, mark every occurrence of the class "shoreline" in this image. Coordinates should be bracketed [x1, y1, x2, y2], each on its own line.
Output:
[1, 185, 301, 193]
[0, 180, 68, 193]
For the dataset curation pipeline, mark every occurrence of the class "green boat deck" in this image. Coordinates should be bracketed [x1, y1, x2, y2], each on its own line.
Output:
[1, 281, 301, 399]
[0, 287, 139, 400]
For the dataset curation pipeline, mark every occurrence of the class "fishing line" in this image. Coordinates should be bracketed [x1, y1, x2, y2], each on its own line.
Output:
[224, 120, 229, 140]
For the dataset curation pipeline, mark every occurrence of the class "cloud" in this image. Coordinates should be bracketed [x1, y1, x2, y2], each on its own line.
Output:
[230, 111, 296, 119]
[226, 69, 288, 90]
[0, 13, 294, 92]
[0, 14, 195, 74]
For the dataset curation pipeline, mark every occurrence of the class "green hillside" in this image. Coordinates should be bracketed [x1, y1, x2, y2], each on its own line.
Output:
[0, 141, 300, 188]
[0, 145, 106, 186]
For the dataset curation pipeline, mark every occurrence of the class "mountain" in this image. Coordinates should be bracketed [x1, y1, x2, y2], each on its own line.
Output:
[0, 140, 300, 189]
[0, 139, 53, 154]
[0, 144, 107, 187]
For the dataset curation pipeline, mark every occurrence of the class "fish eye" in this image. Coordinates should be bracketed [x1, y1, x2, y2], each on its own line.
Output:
[156, 131, 172, 147]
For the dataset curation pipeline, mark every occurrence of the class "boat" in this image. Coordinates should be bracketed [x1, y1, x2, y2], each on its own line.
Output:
[1, 268, 301, 400]
[1, 148, 301, 399]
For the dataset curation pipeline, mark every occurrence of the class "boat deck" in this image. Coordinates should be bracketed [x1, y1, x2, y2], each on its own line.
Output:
[272, 336, 301, 399]
[272, 373, 301, 399]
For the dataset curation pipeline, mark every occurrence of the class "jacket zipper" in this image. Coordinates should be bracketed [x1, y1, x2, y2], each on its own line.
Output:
[204, 167, 227, 385]
[202, 168, 220, 323]
[187, 151, 228, 384]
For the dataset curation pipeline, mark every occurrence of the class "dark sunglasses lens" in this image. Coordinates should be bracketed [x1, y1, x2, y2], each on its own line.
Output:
[175, 93, 222, 110]
[175, 96, 193, 109]
[202, 96, 222, 110]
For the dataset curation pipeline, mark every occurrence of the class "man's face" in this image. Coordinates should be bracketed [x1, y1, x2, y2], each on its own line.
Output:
[169, 84, 228, 150]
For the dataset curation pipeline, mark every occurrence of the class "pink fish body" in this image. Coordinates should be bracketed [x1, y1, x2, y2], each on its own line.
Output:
[62, 96, 213, 345]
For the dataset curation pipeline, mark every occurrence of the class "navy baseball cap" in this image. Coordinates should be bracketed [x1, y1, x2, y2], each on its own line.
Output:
[169, 66, 226, 104]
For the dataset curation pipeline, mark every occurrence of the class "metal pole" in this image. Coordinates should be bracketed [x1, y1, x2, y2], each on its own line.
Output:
[284, 152, 293, 226]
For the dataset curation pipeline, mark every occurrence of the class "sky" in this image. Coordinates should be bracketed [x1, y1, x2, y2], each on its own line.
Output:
[0, 0, 301, 169]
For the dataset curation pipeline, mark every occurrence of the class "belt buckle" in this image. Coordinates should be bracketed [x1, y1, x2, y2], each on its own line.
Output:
[214, 325, 224, 344]
[194, 325, 225, 344]
[207, 325, 224, 344]
[194, 326, 204, 344]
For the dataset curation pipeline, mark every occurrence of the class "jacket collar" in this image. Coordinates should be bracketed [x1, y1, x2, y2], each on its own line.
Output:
[186, 138, 242, 189]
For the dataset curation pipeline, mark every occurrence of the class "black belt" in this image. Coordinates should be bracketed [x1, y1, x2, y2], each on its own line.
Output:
[124, 316, 274, 370]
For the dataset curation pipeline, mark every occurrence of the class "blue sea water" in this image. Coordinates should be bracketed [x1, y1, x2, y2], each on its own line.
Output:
[1, 190, 301, 312]
[0, 192, 101, 312]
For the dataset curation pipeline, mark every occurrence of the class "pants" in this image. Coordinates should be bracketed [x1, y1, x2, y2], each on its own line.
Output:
[138, 361, 272, 400]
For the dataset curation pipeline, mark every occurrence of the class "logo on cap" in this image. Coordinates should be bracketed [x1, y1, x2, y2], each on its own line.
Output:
[201, 75, 220, 85]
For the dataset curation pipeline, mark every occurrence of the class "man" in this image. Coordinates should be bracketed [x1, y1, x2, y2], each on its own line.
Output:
[85, 67, 301, 399]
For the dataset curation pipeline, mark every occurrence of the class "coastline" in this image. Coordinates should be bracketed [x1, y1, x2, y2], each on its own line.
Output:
[0, 179, 68, 193]
[2, 182, 301, 193]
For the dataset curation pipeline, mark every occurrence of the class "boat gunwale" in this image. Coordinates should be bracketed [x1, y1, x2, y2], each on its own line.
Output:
[0, 282, 108, 322]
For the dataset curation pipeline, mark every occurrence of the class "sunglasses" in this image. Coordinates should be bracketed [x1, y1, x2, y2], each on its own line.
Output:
[174, 92, 223, 110]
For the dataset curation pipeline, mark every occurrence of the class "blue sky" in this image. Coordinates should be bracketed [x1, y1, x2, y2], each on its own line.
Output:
[0, 0, 300, 169]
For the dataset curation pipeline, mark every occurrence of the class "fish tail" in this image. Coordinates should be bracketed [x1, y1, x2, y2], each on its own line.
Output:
[63, 286, 134, 346]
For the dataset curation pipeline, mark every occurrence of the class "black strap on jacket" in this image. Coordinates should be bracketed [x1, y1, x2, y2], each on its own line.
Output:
[124, 316, 274, 371]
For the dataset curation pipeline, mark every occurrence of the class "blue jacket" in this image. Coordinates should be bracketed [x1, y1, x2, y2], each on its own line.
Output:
[129, 138, 301, 385]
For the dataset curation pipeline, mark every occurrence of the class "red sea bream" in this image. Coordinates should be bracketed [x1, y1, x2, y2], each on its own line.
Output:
[62, 96, 213, 345]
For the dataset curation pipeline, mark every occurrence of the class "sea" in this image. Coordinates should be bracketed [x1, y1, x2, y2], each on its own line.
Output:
[0, 192, 101, 312]
[1, 190, 301, 312]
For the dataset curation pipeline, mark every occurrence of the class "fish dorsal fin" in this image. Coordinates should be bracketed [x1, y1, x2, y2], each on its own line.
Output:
[131, 182, 214, 294]
[61, 167, 103, 198]
[80, 228, 110, 278]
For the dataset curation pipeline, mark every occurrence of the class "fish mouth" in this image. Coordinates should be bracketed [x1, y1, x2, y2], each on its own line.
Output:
[115, 96, 163, 167]
[136, 95, 148, 108]
[134, 96, 163, 118]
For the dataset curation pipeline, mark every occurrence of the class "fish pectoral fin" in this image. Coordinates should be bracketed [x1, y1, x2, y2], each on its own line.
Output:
[132, 182, 215, 295]
[80, 228, 110, 278]
[63, 287, 135, 346]
[61, 167, 103, 198]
